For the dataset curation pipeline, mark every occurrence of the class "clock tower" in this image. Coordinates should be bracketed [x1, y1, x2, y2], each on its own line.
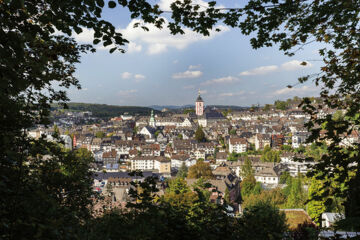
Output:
[195, 90, 204, 116]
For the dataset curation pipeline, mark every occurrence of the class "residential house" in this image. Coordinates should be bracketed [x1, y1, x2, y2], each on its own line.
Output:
[228, 138, 248, 153]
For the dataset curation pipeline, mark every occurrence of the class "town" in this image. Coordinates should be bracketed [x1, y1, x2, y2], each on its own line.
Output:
[28, 91, 358, 232]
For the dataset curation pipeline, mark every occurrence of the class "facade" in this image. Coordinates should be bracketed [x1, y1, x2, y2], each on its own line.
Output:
[229, 138, 248, 153]
[130, 156, 171, 175]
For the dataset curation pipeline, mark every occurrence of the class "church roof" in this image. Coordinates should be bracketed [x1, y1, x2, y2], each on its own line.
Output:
[196, 94, 203, 102]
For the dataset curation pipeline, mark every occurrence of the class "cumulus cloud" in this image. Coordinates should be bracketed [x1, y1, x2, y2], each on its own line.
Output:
[281, 60, 313, 70]
[273, 85, 317, 96]
[172, 70, 203, 79]
[201, 76, 240, 85]
[121, 72, 132, 79]
[134, 74, 146, 80]
[239, 60, 312, 76]
[239, 65, 278, 76]
[121, 72, 146, 81]
[120, 18, 229, 54]
[128, 42, 142, 53]
[62, 15, 229, 54]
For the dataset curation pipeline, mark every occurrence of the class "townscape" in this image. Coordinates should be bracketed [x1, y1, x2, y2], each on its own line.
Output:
[3, 0, 360, 238]
[28, 92, 359, 233]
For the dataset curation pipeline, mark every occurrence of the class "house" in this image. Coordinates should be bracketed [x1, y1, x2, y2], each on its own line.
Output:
[130, 156, 171, 175]
[193, 149, 206, 160]
[254, 166, 279, 186]
[292, 132, 311, 148]
[228, 138, 248, 153]
[141, 144, 161, 156]
[188, 172, 241, 212]
[170, 154, 196, 170]
[271, 134, 284, 149]
[254, 133, 271, 150]
[102, 149, 118, 165]
[215, 152, 228, 164]
[279, 153, 313, 177]
[91, 138, 102, 152]
[139, 126, 156, 139]
[321, 212, 344, 228]
[212, 165, 233, 180]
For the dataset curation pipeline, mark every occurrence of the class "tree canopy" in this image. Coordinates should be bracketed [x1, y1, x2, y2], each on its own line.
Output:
[187, 161, 214, 179]
[2, 0, 360, 235]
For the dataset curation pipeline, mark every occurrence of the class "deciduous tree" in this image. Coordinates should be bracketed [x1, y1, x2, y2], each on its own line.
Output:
[187, 161, 214, 179]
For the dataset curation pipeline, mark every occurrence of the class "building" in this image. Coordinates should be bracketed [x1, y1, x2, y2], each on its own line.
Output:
[149, 110, 156, 127]
[130, 156, 171, 175]
[321, 212, 344, 228]
[195, 90, 204, 116]
[228, 138, 248, 153]
[254, 133, 271, 150]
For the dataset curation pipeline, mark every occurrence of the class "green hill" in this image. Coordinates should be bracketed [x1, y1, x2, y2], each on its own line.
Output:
[52, 102, 157, 118]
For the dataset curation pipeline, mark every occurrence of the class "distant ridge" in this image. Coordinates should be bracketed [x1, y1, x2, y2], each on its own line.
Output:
[51, 102, 160, 118]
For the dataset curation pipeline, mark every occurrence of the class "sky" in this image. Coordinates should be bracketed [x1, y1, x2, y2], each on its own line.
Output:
[66, 0, 323, 107]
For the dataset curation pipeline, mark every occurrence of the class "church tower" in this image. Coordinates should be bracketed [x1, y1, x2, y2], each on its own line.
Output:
[195, 90, 204, 116]
[149, 110, 156, 127]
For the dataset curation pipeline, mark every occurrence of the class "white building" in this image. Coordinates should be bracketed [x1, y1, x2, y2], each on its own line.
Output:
[228, 138, 248, 153]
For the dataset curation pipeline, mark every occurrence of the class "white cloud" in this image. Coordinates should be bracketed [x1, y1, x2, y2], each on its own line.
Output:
[118, 89, 138, 97]
[73, 28, 94, 43]
[273, 85, 317, 96]
[128, 42, 142, 53]
[173, 60, 179, 64]
[121, 72, 132, 79]
[239, 65, 278, 76]
[121, 18, 229, 55]
[219, 91, 245, 97]
[199, 90, 207, 95]
[148, 43, 167, 54]
[121, 72, 146, 82]
[71, 18, 228, 54]
[201, 76, 239, 85]
[134, 74, 146, 80]
[189, 64, 201, 70]
[172, 70, 203, 79]
[281, 60, 313, 70]
[239, 60, 313, 76]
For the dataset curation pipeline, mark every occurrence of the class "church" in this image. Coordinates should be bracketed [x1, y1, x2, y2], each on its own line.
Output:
[195, 91, 226, 127]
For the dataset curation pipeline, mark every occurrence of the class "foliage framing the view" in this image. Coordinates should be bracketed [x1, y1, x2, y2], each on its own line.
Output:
[2, 0, 360, 237]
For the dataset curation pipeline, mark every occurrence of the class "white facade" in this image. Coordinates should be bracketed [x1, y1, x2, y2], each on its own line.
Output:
[254, 174, 279, 185]
[130, 158, 154, 171]
[228, 139, 247, 153]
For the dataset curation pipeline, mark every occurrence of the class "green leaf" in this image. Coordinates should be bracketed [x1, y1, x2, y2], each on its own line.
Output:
[108, 1, 116, 8]
[96, 0, 104, 7]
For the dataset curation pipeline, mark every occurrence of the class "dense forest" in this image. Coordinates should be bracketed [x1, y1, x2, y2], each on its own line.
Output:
[52, 103, 159, 118]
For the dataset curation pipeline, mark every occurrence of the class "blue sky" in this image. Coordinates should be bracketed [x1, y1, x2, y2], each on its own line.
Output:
[67, 0, 323, 107]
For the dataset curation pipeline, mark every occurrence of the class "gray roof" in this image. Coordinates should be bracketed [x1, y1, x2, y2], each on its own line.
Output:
[93, 171, 159, 181]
